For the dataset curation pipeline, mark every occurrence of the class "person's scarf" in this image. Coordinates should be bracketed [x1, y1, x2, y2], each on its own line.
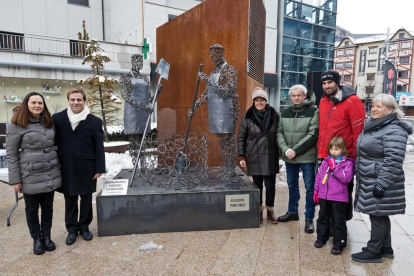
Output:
[67, 105, 90, 130]
[253, 104, 272, 134]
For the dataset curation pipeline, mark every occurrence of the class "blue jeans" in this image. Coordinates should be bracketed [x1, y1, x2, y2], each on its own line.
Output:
[285, 162, 316, 220]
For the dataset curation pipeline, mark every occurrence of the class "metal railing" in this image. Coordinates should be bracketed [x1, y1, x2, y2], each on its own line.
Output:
[0, 32, 88, 57]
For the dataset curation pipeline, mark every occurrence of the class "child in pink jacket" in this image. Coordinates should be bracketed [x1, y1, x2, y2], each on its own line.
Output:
[314, 137, 355, 255]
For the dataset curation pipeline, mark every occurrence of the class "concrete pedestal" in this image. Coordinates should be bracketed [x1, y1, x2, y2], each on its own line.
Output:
[96, 167, 260, 236]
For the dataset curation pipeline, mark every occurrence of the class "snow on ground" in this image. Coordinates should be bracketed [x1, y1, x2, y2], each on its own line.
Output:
[139, 241, 163, 252]
[106, 123, 157, 134]
[103, 152, 133, 179]
[276, 160, 288, 187]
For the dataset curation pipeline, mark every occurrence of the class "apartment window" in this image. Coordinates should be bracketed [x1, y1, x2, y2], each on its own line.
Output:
[336, 50, 343, 56]
[398, 71, 409, 78]
[367, 74, 375, 80]
[369, 47, 378, 54]
[397, 84, 407, 92]
[399, 33, 405, 38]
[366, 86, 374, 94]
[345, 49, 353, 55]
[343, 75, 352, 81]
[368, 60, 376, 67]
[68, 0, 89, 6]
[345, 62, 353, 68]
[70, 40, 87, 57]
[401, 42, 411, 49]
[400, 56, 410, 64]
[389, 44, 398, 51]
[0, 31, 24, 51]
[335, 63, 343, 69]
[345, 41, 349, 46]
[168, 14, 177, 21]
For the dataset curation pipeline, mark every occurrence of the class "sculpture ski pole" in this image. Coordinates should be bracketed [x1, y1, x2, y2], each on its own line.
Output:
[175, 64, 203, 174]
[130, 58, 170, 186]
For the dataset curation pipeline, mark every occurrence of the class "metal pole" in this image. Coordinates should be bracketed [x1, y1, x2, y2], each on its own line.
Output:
[275, 0, 284, 113]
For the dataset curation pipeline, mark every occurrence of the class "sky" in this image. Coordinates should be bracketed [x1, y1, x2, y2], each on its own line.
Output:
[336, 0, 414, 35]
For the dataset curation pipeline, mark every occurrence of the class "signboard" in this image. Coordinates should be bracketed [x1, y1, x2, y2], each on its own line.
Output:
[399, 95, 414, 106]
[396, 92, 411, 101]
[383, 60, 397, 97]
[102, 179, 129, 196]
[358, 50, 367, 75]
[225, 194, 249, 212]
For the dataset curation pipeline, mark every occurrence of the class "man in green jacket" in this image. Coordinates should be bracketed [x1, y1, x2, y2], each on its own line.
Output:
[277, 84, 319, 233]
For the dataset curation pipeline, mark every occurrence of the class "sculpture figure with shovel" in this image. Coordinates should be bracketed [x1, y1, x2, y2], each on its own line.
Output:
[188, 44, 240, 180]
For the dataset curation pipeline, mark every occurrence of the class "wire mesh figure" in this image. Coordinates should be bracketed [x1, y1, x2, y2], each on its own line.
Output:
[120, 54, 154, 164]
[190, 44, 240, 180]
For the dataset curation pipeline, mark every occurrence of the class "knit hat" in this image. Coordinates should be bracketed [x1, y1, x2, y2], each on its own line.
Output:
[252, 87, 268, 102]
[321, 71, 340, 85]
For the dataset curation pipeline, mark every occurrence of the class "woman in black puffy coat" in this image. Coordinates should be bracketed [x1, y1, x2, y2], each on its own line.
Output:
[238, 87, 279, 224]
[352, 94, 412, 263]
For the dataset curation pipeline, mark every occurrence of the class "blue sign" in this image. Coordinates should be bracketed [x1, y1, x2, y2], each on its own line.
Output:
[396, 92, 411, 101]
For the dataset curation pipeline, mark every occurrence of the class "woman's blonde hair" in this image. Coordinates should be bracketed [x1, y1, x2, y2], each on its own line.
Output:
[372, 94, 404, 119]
[328, 137, 348, 157]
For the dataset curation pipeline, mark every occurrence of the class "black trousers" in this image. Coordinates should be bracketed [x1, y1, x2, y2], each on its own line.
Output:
[317, 199, 348, 248]
[367, 215, 392, 253]
[23, 191, 55, 239]
[252, 174, 276, 207]
[64, 193, 93, 234]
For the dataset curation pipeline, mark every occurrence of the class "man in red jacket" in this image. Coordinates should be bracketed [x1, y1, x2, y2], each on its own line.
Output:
[318, 71, 365, 220]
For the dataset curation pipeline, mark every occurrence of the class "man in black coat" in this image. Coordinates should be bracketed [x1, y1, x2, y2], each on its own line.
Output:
[53, 89, 106, 245]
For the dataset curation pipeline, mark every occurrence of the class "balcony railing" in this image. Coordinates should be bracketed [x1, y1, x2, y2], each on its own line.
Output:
[0, 32, 89, 57]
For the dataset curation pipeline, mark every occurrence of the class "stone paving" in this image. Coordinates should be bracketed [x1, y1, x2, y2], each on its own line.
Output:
[1, 154, 414, 275]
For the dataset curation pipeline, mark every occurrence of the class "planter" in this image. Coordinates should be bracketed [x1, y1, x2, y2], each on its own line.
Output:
[104, 141, 130, 153]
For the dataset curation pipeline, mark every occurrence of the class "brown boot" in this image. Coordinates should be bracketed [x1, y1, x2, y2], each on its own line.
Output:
[259, 206, 265, 224]
[266, 206, 278, 224]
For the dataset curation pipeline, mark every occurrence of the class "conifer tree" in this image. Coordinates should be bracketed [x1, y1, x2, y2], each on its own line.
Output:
[78, 39, 121, 142]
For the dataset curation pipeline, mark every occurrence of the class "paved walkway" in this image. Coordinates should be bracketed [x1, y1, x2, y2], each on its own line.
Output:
[1, 154, 414, 275]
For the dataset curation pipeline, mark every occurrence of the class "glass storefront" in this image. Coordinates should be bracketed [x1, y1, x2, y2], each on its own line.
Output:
[0, 77, 122, 123]
[281, 0, 337, 91]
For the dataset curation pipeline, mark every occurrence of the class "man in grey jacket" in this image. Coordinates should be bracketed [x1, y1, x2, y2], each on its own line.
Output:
[277, 84, 319, 233]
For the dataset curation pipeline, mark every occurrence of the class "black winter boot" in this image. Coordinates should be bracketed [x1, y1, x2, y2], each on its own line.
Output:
[362, 246, 394, 259]
[42, 236, 56, 251]
[33, 237, 45, 255]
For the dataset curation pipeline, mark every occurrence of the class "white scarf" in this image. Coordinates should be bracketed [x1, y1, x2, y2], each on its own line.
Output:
[67, 105, 90, 130]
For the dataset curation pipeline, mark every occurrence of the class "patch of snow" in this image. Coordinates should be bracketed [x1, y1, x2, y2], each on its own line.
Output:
[112, 242, 117, 246]
[139, 241, 163, 252]
[103, 152, 133, 179]
[407, 145, 414, 153]
[104, 141, 129, 147]
[107, 125, 124, 134]
[110, 94, 122, 103]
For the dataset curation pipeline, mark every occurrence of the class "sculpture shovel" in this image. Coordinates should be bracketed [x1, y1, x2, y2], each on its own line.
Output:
[130, 58, 170, 186]
[175, 64, 203, 174]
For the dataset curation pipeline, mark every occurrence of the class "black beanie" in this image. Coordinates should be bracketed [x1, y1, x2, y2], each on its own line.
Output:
[320, 71, 340, 85]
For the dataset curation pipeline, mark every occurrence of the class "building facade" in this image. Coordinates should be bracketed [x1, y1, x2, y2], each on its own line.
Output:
[334, 28, 414, 112]
[278, 0, 337, 109]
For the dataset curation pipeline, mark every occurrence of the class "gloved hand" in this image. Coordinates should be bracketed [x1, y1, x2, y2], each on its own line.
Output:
[373, 185, 385, 199]
[317, 157, 324, 169]
[313, 191, 319, 205]
[327, 158, 336, 171]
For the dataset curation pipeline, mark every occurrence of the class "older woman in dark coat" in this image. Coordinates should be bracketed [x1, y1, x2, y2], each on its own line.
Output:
[6, 92, 61, 255]
[352, 94, 412, 263]
[238, 87, 279, 224]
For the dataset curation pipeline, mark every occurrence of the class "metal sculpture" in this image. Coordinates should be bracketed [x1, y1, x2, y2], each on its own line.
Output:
[189, 44, 240, 180]
[120, 54, 155, 164]
[129, 58, 169, 186]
